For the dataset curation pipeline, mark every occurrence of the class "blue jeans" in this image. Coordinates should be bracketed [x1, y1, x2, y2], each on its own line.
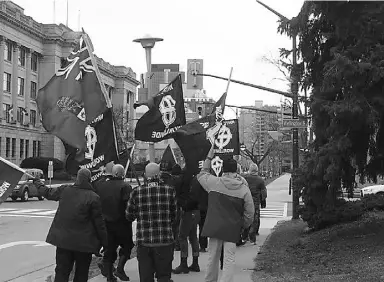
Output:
[179, 210, 200, 258]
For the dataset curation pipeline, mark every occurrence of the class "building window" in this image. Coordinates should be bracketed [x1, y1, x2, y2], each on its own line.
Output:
[4, 41, 12, 61]
[3, 104, 11, 123]
[30, 109, 36, 126]
[31, 53, 38, 71]
[18, 47, 26, 67]
[126, 91, 131, 104]
[37, 141, 41, 157]
[30, 81, 37, 100]
[33, 140, 37, 157]
[11, 138, 16, 158]
[18, 77, 24, 96]
[20, 139, 24, 159]
[5, 137, 10, 158]
[25, 140, 29, 158]
[109, 87, 113, 100]
[3, 73, 11, 92]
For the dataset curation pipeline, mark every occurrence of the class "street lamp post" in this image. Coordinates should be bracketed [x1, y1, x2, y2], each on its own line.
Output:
[133, 35, 163, 162]
[256, 0, 300, 219]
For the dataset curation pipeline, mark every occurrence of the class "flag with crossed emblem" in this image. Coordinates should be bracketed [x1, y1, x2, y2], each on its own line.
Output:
[134, 75, 186, 142]
[171, 92, 227, 175]
[64, 108, 119, 182]
[213, 119, 240, 156]
[0, 157, 25, 204]
[37, 32, 109, 161]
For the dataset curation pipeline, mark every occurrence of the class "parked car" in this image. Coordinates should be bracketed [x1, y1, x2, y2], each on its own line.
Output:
[10, 168, 45, 202]
[360, 185, 384, 198]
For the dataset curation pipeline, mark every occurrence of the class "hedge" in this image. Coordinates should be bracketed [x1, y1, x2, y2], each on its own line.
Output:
[20, 157, 64, 174]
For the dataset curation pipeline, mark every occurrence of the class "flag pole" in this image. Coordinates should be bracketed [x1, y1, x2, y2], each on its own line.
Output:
[0, 157, 34, 179]
[225, 67, 233, 94]
[124, 144, 135, 175]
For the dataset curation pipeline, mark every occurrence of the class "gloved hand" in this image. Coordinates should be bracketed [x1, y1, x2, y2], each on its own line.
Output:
[261, 199, 266, 209]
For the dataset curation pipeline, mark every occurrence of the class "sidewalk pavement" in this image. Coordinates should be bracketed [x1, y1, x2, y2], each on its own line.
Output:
[89, 218, 287, 282]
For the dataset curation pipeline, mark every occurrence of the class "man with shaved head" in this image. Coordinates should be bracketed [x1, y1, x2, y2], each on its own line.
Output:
[95, 164, 133, 281]
[126, 162, 177, 282]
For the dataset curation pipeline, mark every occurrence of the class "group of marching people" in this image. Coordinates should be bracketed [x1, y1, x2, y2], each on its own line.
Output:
[33, 143, 267, 282]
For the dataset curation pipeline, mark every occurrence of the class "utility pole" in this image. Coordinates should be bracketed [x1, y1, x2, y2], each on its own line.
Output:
[256, 0, 300, 219]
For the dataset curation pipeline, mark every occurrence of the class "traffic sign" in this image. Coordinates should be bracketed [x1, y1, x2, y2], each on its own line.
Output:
[282, 119, 306, 128]
[48, 161, 53, 179]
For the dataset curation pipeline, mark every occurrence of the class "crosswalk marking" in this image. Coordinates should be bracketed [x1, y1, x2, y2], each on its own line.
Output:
[260, 202, 286, 218]
[0, 208, 56, 218]
[6, 209, 46, 214]
[0, 208, 18, 212]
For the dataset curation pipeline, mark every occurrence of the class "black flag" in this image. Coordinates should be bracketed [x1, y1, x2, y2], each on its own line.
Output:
[160, 145, 177, 171]
[172, 92, 227, 175]
[65, 108, 119, 182]
[214, 119, 240, 156]
[134, 75, 186, 142]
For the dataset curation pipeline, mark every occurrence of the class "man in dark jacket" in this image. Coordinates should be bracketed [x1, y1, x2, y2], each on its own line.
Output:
[33, 168, 108, 282]
[95, 164, 133, 282]
[189, 174, 208, 252]
[243, 163, 267, 243]
[172, 172, 201, 274]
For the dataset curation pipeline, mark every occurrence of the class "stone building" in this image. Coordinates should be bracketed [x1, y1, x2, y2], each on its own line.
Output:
[0, 1, 139, 165]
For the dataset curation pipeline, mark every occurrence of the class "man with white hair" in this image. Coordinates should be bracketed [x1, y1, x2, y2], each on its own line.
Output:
[126, 162, 177, 282]
[243, 163, 267, 243]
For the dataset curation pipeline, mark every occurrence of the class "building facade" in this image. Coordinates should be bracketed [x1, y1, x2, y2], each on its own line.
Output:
[0, 1, 139, 165]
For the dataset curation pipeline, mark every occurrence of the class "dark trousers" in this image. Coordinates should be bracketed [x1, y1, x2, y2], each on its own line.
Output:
[104, 220, 134, 263]
[198, 210, 208, 249]
[137, 244, 174, 282]
[54, 247, 92, 282]
[172, 206, 182, 248]
[179, 210, 200, 258]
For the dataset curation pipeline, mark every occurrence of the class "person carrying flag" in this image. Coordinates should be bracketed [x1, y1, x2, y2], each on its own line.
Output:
[197, 145, 254, 282]
[33, 168, 108, 282]
[95, 164, 133, 282]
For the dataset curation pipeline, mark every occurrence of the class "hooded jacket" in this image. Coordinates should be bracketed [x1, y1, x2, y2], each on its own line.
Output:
[197, 159, 255, 243]
[243, 172, 267, 207]
[34, 173, 108, 254]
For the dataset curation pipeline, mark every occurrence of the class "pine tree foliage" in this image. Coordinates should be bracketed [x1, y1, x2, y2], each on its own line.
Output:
[278, 1, 384, 216]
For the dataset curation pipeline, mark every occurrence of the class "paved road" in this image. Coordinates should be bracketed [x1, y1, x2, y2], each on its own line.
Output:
[0, 174, 291, 282]
[0, 199, 57, 282]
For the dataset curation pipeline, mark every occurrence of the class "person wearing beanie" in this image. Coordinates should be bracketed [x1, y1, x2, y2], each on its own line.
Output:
[242, 163, 267, 243]
[33, 168, 108, 282]
[197, 145, 255, 282]
[126, 162, 176, 282]
[95, 164, 133, 282]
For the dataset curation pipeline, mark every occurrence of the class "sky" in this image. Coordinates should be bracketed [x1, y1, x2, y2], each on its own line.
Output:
[12, 0, 304, 118]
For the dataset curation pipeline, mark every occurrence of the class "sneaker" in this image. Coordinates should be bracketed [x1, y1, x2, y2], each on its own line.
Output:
[236, 240, 246, 247]
[199, 247, 207, 252]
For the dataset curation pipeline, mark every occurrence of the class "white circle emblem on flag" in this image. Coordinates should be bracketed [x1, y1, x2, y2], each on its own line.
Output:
[159, 95, 177, 128]
[85, 125, 97, 160]
[215, 125, 232, 150]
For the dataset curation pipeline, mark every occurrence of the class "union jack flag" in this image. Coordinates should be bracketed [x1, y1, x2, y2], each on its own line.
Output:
[37, 32, 110, 161]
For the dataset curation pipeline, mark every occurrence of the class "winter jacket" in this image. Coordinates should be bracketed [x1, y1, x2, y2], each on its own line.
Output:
[243, 173, 267, 207]
[197, 160, 255, 243]
[35, 181, 108, 254]
[176, 173, 199, 211]
[189, 176, 208, 212]
[95, 177, 132, 222]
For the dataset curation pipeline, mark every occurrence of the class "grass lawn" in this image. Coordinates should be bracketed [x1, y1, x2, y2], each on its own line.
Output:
[253, 212, 384, 282]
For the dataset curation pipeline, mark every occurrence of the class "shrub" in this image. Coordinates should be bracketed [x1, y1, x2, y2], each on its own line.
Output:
[20, 157, 64, 174]
[299, 200, 364, 230]
[53, 170, 73, 181]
